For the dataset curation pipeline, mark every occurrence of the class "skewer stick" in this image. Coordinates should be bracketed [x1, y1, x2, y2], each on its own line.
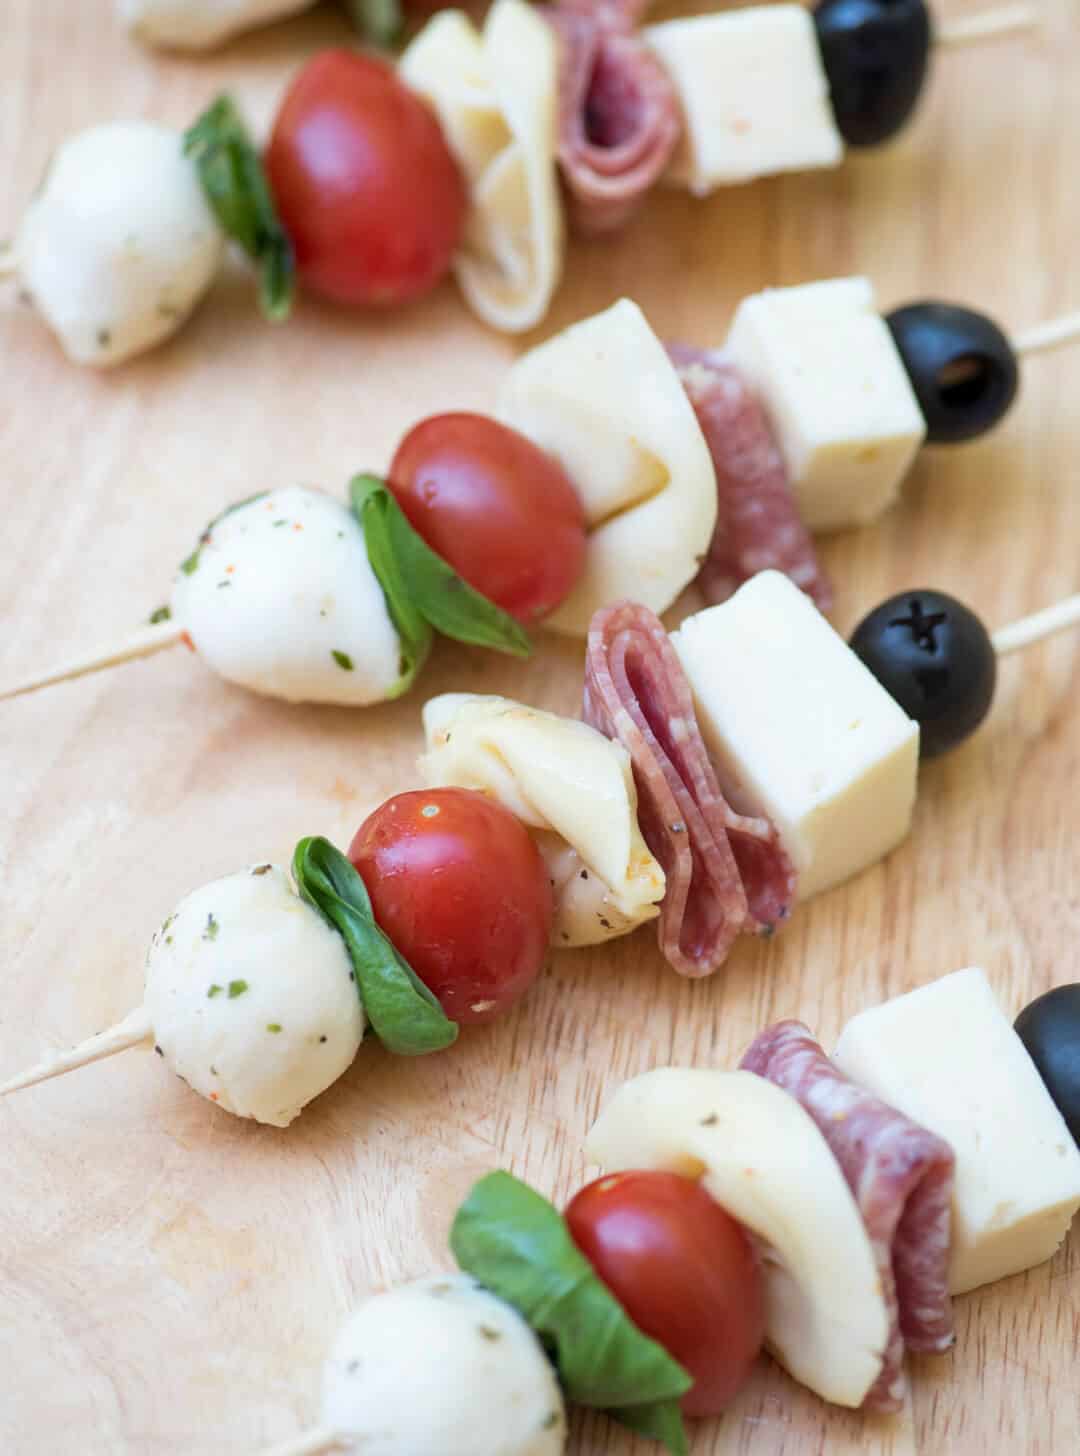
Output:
[0, 241, 18, 279]
[936, 4, 1039, 46]
[259, 1429, 343, 1456]
[0, 619, 183, 701]
[0, 1006, 153, 1097]
[993, 594, 1080, 657]
[1013, 310, 1080, 358]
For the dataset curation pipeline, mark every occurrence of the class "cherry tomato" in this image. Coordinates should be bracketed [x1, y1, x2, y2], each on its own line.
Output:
[349, 788, 553, 1024]
[388, 413, 587, 624]
[266, 51, 466, 307]
[566, 1171, 765, 1417]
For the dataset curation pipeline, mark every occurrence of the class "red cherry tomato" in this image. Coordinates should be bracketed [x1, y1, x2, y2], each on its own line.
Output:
[566, 1171, 765, 1417]
[388, 413, 587, 624]
[349, 788, 553, 1024]
[266, 51, 466, 306]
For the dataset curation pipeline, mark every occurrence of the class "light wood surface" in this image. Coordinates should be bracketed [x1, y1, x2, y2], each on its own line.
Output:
[2, 2, 1078, 1452]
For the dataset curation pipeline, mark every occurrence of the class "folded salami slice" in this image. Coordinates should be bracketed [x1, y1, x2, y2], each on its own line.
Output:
[740, 1020, 956, 1412]
[546, 1, 682, 235]
[583, 601, 795, 976]
[669, 345, 833, 612]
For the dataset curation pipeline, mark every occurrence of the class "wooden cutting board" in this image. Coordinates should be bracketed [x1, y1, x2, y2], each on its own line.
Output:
[1, 2, 1077, 1452]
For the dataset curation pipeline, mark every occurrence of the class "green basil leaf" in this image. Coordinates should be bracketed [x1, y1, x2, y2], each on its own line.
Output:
[348, 475, 531, 659]
[343, 0, 403, 47]
[179, 491, 269, 577]
[184, 95, 295, 322]
[450, 1172, 691, 1453]
[350, 474, 435, 699]
[613, 1401, 689, 1455]
[292, 836, 458, 1056]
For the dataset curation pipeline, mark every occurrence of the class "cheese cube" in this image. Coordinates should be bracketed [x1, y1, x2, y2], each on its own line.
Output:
[670, 571, 919, 900]
[644, 7, 843, 194]
[726, 277, 927, 532]
[834, 968, 1080, 1295]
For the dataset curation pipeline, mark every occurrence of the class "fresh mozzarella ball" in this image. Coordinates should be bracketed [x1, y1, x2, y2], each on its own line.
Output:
[15, 122, 224, 367]
[117, 0, 317, 50]
[170, 488, 405, 707]
[144, 865, 364, 1127]
[321, 1275, 567, 1455]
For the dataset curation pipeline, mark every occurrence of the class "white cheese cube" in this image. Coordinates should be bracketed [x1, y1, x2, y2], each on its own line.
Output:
[726, 277, 927, 532]
[834, 968, 1080, 1295]
[671, 571, 919, 900]
[645, 7, 843, 194]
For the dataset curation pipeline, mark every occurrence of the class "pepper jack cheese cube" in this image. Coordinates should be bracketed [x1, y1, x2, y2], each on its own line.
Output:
[670, 571, 919, 900]
[834, 968, 1080, 1295]
[645, 7, 843, 194]
[725, 277, 928, 532]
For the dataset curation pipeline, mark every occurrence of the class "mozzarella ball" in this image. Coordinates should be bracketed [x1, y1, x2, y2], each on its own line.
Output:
[321, 1275, 567, 1456]
[15, 122, 224, 367]
[170, 488, 405, 706]
[144, 865, 364, 1127]
[117, 0, 317, 50]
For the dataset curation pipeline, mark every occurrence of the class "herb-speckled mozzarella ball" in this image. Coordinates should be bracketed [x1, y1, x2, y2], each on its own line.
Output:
[170, 488, 404, 706]
[15, 122, 224, 367]
[144, 865, 364, 1127]
[322, 1275, 567, 1456]
[117, 0, 317, 50]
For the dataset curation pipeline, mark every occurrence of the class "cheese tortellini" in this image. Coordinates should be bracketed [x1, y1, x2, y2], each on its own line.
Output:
[499, 299, 719, 634]
[400, 0, 564, 333]
[421, 693, 665, 947]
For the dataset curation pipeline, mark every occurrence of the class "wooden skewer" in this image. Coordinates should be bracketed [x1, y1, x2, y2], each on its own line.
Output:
[1013, 310, 1080, 358]
[0, 1006, 153, 1097]
[992, 593, 1080, 657]
[0, 241, 17, 279]
[259, 1429, 343, 1456]
[936, 4, 1039, 46]
[0, 619, 183, 701]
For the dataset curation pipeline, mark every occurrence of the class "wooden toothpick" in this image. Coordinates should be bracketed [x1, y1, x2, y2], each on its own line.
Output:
[992, 593, 1080, 657]
[0, 1007, 153, 1097]
[0, 619, 183, 701]
[258, 1428, 343, 1456]
[936, 4, 1039, 47]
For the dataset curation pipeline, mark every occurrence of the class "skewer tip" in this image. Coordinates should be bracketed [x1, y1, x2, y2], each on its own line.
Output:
[0, 1006, 153, 1098]
[258, 1427, 342, 1456]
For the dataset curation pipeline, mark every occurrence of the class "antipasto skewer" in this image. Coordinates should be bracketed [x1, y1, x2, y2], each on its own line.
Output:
[7, 569, 1080, 1126]
[112, 965, 1073, 1455]
[6, 280, 1080, 704]
[5, 1, 1036, 359]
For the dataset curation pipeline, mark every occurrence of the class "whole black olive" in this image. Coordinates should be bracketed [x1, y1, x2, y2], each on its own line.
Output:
[849, 590, 996, 758]
[1014, 984, 1080, 1146]
[813, 0, 932, 146]
[886, 302, 1020, 443]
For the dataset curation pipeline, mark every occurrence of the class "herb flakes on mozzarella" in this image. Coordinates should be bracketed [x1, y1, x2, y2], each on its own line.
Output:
[170, 487, 405, 706]
[320, 1274, 567, 1456]
[13, 121, 224, 367]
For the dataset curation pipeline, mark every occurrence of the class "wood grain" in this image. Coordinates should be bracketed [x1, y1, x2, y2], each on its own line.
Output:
[1, 2, 1078, 1452]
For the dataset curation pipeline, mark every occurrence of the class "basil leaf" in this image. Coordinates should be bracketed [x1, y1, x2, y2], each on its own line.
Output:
[450, 1172, 691, 1453]
[350, 474, 435, 698]
[184, 95, 295, 322]
[348, 475, 531, 659]
[613, 1401, 689, 1455]
[292, 836, 458, 1056]
[179, 491, 268, 577]
[343, 0, 403, 47]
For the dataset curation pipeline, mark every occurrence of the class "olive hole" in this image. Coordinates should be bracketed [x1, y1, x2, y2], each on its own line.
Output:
[936, 354, 997, 412]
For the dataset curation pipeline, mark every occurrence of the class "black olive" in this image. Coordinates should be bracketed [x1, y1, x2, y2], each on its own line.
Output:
[813, 0, 932, 146]
[885, 302, 1020, 443]
[849, 590, 996, 757]
[1014, 985, 1080, 1147]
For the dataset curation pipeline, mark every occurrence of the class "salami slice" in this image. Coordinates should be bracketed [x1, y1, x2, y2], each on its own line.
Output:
[669, 346, 833, 612]
[546, 2, 682, 235]
[740, 1020, 956, 1412]
[583, 601, 795, 976]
